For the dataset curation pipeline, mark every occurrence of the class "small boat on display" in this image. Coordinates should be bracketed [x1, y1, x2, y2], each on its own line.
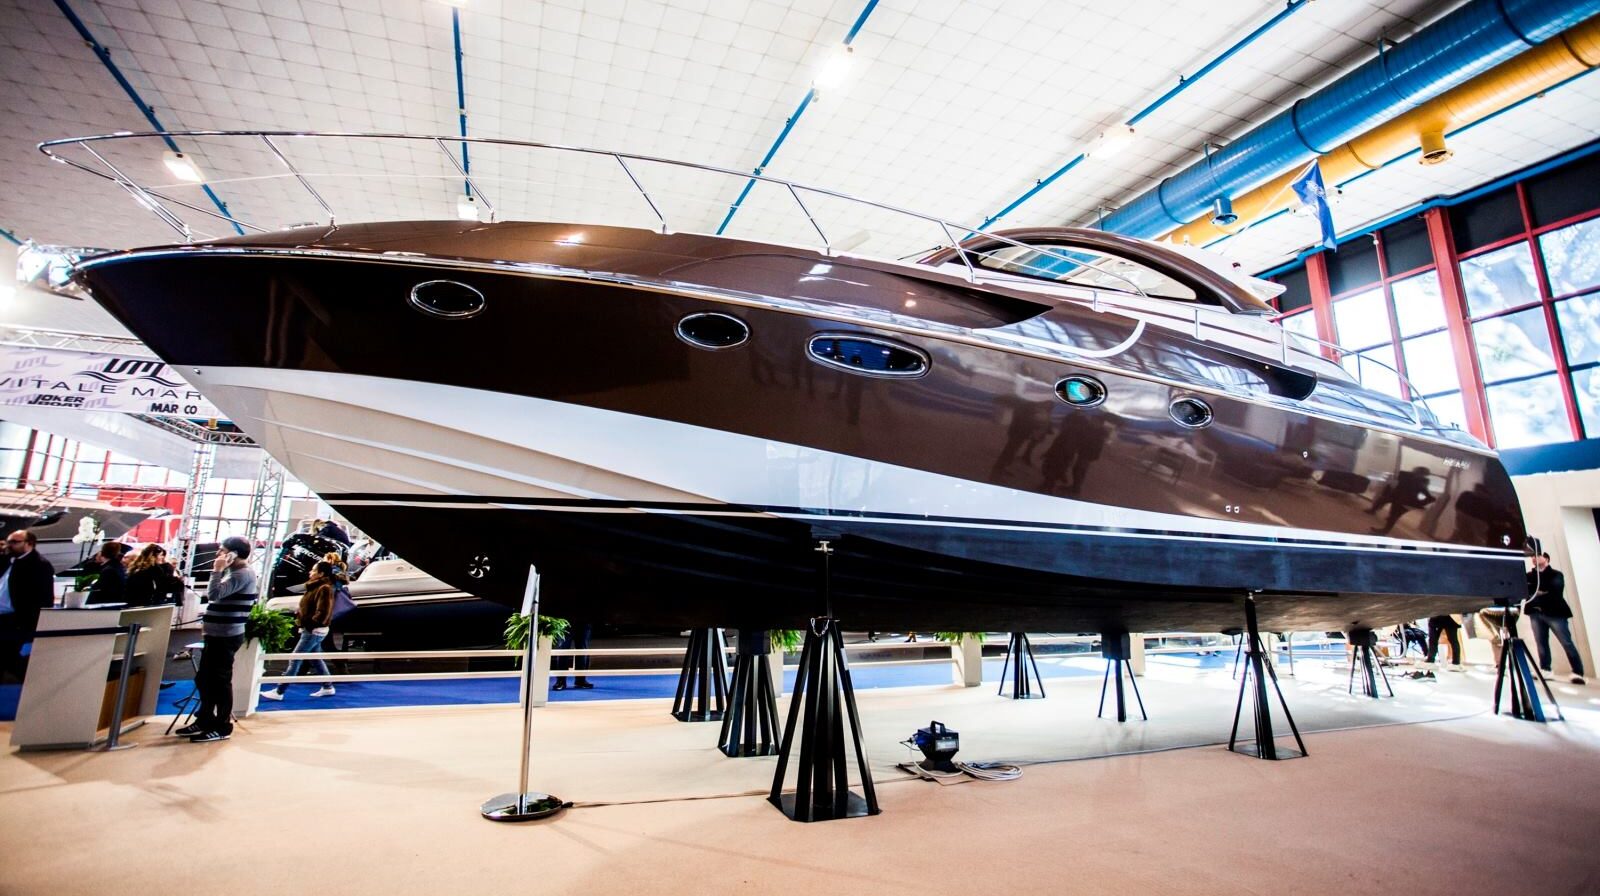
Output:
[0, 488, 161, 573]
[56, 132, 1529, 634]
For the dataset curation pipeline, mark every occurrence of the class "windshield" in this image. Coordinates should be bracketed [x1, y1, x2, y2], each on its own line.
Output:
[972, 244, 1200, 301]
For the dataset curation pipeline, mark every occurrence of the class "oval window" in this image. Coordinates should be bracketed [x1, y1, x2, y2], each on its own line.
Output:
[1169, 396, 1214, 428]
[1055, 376, 1106, 407]
[808, 334, 929, 377]
[409, 280, 485, 319]
[677, 312, 749, 349]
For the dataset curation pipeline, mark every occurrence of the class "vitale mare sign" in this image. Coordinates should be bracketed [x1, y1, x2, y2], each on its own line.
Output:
[0, 346, 222, 418]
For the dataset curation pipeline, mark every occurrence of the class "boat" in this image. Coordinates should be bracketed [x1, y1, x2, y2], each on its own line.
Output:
[54, 132, 1528, 634]
[0, 488, 162, 574]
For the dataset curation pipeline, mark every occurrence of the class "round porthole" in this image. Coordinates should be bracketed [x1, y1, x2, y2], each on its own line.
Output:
[1169, 397, 1214, 429]
[1055, 376, 1106, 408]
[677, 312, 749, 349]
[409, 280, 485, 319]
[807, 334, 929, 377]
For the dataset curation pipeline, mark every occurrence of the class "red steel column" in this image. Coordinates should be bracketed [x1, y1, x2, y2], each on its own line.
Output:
[1305, 250, 1338, 360]
[1424, 208, 1492, 445]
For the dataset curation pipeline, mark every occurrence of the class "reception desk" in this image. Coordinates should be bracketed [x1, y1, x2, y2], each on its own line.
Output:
[10, 606, 174, 750]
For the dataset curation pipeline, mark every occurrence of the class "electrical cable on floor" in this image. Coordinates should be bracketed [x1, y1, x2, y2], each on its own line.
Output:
[895, 737, 1022, 783]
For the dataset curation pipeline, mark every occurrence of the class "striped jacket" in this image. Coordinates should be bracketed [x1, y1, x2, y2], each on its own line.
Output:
[202, 566, 259, 638]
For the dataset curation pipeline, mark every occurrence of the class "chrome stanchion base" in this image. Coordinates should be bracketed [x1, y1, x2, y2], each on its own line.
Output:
[480, 791, 569, 822]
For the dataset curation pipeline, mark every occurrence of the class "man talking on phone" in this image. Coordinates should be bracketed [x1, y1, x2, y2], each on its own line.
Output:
[179, 536, 259, 743]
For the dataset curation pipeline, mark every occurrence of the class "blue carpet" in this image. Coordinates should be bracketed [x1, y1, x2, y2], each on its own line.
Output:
[0, 646, 1356, 721]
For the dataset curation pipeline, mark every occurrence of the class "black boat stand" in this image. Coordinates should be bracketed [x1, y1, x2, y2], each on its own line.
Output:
[671, 627, 729, 722]
[1228, 595, 1307, 761]
[997, 632, 1047, 699]
[719, 629, 783, 757]
[1098, 630, 1147, 722]
[768, 616, 879, 821]
[1346, 628, 1394, 699]
[1491, 601, 1563, 723]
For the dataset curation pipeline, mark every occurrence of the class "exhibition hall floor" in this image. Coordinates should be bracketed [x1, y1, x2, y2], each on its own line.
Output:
[3, 661, 1598, 895]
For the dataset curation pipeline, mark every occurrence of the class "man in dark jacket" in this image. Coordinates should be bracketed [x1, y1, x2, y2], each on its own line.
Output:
[316, 519, 352, 547]
[0, 529, 56, 681]
[1526, 552, 1585, 685]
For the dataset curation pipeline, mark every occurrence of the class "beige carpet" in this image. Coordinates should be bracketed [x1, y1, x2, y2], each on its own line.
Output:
[3, 662, 1598, 895]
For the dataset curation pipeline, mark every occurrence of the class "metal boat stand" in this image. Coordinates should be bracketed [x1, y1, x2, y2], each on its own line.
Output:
[719, 629, 782, 757]
[1491, 601, 1563, 723]
[1228, 595, 1307, 760]
[1097, 630, 1146, 722]
[996, 632, 1047, 699]
[671, 627, 729, 722]
[1346, 628, 1393, 699]
[768, 539, 879, 821]
[482, 568, 568, 822]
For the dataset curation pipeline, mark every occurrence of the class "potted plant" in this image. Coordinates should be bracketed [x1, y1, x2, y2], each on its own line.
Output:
[236, 604, 294, 715]
[935, 632, 987, 687]
[504, 613, 569, 706]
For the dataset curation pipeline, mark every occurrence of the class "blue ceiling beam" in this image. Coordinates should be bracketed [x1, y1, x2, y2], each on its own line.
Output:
[978, 0, 1313, 232]
[53, 0, 244, 235]
[716, 0, 881, 235]
[452, 6, 472, 197]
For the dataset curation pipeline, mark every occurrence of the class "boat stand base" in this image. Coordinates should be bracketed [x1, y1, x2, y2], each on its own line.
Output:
[480, 792, 569, 822]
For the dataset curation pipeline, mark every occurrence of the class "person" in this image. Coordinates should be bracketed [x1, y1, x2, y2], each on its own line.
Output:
[316, 518, 352, 547]
[261, 561, 336, 701]
[1526, 552, 1585, 685]
[0, 529, 55, 682]
[1426, 614, 1464, 670]
[179, 536, 259, 743]
[84, 542, 129, 605]
[1368, 466, 1436, 534]
[124, 544, 184, 607]
[551, 622, 593, 690]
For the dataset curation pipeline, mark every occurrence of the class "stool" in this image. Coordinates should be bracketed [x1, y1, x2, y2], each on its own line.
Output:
[164, 641, 204, 734]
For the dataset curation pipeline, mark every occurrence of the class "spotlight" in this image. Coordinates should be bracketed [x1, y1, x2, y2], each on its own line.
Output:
[162, 151, 205, 183]
[1210, 196, 1239, 227]
[813, 45, 853, 91]
[1086, 125, 1136, 160]
[911, 720, 960, 773]
[1419, 130, 1453, 165]
[456, 194, 480, 222]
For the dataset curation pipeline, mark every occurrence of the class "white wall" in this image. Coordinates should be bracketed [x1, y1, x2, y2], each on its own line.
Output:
[1510, 469, 1600, 676]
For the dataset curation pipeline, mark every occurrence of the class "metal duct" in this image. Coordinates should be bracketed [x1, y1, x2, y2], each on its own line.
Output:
[1099, 0, 1600, 238]
[1164, 14, 1600, 247]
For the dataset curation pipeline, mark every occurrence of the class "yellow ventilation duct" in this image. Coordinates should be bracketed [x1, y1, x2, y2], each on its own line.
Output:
[1165, 14, 1600, 247]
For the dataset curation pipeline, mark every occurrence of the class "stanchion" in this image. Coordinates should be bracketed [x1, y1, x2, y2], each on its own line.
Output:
[1228, 595, 1306, 760]
[671, 627, 729, 722]
[97, 623, 145, 752]
[1491, 600, 1562, 723]
[996, 632, 1046, 699]
[1097, 630, 1146, 722]
[482, 568, 567, 822]
[1346, 627, 1393, 699]
[719, 629, 782, 757]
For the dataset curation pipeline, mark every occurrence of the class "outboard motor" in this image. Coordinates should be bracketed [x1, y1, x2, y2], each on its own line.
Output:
[270, 532, 347, 596]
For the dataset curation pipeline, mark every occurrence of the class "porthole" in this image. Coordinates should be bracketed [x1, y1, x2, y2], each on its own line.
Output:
[409, 280, 485, 319]
[677, 312, 749, 350]
[1055, 376, 1106, 408]
[1169, 396, 1214, 429]
[807, 334, 929, 377]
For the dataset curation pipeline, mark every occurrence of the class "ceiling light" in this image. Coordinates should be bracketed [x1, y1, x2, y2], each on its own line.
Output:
[1209, 196, 1239, 227]
[162, 150, 204, 183]
[1419, 130, 1453, 165]
[456, 194, 479, 222]
[813, 45, 853, 91]
[1086, 125, 1136, 160]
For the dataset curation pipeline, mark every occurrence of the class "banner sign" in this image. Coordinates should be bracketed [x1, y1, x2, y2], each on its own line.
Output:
[0, 345, 224, 419]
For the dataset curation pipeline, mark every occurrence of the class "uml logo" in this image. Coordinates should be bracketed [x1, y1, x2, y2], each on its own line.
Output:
[102, 358, 166, 377]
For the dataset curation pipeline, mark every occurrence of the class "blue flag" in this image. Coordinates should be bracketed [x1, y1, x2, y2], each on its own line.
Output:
[1291, 162, 1337, 251]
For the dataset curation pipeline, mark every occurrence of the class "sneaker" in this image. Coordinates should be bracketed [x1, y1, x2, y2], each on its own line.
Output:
[552, 680, 567, 691]
[310, 686, 336, 698]
[173, 723, 204, 737]
[1448, 664, 1468, 672]
[260, 689, 284, 701]
[1572, 676, 1585, 685]
[575, 681, 594, 689]
[189, 730, 231, 743]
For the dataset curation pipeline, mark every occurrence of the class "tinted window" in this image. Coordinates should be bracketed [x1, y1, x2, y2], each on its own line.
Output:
[1326, 239, 1380, 295]
[808, 335, 928, 377]
[1274, 265, 1311, 313]
[1380, 216, 1433, 275]
[1449, 187, 1523, 253]
[974, 244, 1198, 301]
[1524, 153, 1600, 228]
[677, 312, 749, 349]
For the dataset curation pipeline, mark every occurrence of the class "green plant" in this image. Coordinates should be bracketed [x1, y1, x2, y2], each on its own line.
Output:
[769, 629, 804, 653]
[503, 613, 571, 650]
[73, 572, 100, 592]
[934, 632, 987, 644]
[246, 604, 296, 653]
